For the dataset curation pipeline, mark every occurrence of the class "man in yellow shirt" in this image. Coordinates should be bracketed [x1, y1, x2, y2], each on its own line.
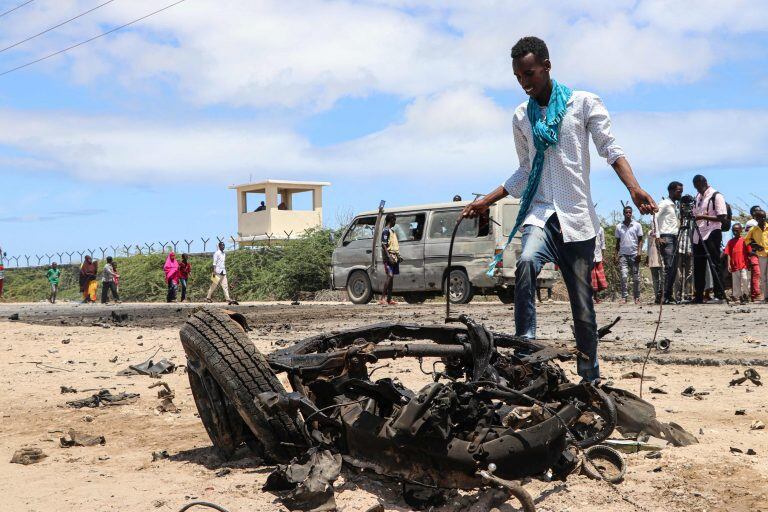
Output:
[745, 209, 767, 302]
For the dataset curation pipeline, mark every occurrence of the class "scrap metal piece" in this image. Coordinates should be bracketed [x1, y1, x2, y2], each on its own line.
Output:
[59, 429, 106, 447]
[66, 389, 140, 408]
[128, 357, 176, 377]
[263, 447, 342, 511]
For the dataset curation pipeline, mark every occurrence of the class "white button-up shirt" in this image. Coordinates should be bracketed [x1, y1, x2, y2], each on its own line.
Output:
[503, 91, 625, 243]
[655, 198, 679, 236]
[213, 249, 227, 275]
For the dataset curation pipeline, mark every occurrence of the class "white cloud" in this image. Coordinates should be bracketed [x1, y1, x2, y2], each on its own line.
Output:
[4, 1, 768, 109]
[2, 92, 767, 185]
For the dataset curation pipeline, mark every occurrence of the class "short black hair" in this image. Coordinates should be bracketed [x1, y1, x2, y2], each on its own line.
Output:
[384, 213, 396, 225]
[511, 36, 549, 62]
[106, 256, 113, 263]
[750, 205, 761, 215]
[667, 181, 683, 192]
[623, 205, 633, 212]
[692, 174, 706, 185]
[732, 223, 742, 231]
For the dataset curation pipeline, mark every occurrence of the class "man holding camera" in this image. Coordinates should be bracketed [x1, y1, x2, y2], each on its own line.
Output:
[691, 175, 727, 303]
[655, 181, 683, 303]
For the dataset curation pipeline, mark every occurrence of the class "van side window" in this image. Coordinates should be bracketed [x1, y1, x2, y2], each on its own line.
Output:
[343, 216, 376, 245]
[428, 210, 490, 239]
[392, 213, 426, 242]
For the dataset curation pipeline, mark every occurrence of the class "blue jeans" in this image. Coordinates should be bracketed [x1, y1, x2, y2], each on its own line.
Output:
[514, 214, 599, 381]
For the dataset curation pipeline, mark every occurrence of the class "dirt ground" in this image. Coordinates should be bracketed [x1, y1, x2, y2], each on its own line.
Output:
[0, 299, 767, 512]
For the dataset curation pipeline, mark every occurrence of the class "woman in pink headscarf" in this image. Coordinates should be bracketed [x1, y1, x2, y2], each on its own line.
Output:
[163, 252, 180, 302]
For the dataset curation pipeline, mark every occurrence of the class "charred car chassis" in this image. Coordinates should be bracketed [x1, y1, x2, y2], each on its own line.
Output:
[180, 308, 620, 510]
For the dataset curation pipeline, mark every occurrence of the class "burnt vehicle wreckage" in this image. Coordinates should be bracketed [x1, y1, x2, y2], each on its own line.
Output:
[178, 306, 685, 511]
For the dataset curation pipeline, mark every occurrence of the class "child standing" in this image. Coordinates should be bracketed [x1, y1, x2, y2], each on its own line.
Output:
[46, 262, 62, 303]
[724, 223, 750, 304]
[163, 252, 180, 302]
[178, 254, 191, 302]
[379, 213, 400, 306]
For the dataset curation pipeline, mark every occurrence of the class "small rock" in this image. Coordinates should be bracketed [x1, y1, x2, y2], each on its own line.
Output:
[153, 500, 167, 508]
[735, 410, 746, 416]
[83, 415, 94, 423]
[60, 386, 78, 394]
[674, 328, 683, 334]
[8, 313, 19, 321]
[109, 356, 118, 363]
[215, 468, 231, 477]
[137, 335, 143, 340]
[750, 420, 765, 431]
[645, 451, 662, 459]
[151, 450, 169, 461]
[48, 348, 59, 354]
[10, 446, 47, 465]
[652, 466, 663, 472]
[61, 339, 71, 344]
[747, 448, 757, 455]
[730, 447, 743, 454]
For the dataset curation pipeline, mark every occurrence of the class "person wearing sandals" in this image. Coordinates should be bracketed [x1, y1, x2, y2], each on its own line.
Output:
[379, 213, 400, 305]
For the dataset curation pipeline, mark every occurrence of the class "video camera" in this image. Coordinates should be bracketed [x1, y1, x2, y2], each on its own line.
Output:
[679, 194, 695, 221]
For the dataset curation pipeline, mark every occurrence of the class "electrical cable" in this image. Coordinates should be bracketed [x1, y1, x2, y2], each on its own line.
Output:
[178, 502, 231, 512]
[0, 0, 117, 54]
[0, 0, 33, 19]
[0, 0, 188, 77]
[639, 213, 665, 398]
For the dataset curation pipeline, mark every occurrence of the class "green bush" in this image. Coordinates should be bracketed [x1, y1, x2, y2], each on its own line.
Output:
[1, 228, 338, 303]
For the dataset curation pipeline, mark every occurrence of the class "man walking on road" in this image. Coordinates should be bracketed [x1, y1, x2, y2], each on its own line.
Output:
[46, 262, 61, 304]
[462, 36, 656, 382]
[206, 242, 238, 305]
[101, 256, 120, 304]
[615, 206, 644, 304]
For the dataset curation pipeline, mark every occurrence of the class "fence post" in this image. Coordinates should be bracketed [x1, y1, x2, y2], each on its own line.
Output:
[265, 233, 273, 246]
[99, 247, 107, 259]
[171, 240, 179, 253]
[135, 245, 143, 256]
[76, 251, 85, 264]
[36, 255, 44, 266]
[56, 252, 64, 264]
[229, 236, 237, 251]
[144, 243, 154, 254]
[201, 238, 210, 253]
[66, 251, 74, 264]
[111, 245, 120, 257]
[284, 230, 293, 240]
[160, 242, 167, 254]
[12, 256, 20, 267]
[87, 248, 95, 258]
[45, 253, 53, 264]
[185, 239, 194, 253]
[123, 245, 131, 257]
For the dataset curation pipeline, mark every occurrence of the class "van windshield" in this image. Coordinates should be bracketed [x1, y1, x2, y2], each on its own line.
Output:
[429, 210, 489, 239]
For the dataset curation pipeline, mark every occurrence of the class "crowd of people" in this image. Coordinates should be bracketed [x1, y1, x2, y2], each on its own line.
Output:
[591, 174, 767, 305]
[28, 244, 240, 305]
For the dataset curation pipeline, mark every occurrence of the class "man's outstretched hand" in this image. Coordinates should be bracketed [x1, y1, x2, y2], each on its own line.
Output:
[461, 199, 490, 219]
[629, 187, 657, 215]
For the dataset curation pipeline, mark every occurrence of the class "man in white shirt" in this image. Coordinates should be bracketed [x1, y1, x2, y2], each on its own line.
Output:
[615, 206, 644, 304]
[655, 181, 683, 302]
[462, 37, 656, 382]
[691, 175, 727, 303]
[206, 242, 238, 305]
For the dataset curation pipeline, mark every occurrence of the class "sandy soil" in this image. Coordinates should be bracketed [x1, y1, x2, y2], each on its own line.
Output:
[0, 300, 767, 512]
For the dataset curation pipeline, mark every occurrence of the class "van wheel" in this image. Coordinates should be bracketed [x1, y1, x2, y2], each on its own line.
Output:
[497, 287, 515, 304]
[403, 292, 427, 304]
[445, 269, 473, 304]
[347, 270, 373, 304]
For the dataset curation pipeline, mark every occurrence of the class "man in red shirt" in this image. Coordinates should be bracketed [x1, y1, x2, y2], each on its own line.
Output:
[724, 223, 750, 304]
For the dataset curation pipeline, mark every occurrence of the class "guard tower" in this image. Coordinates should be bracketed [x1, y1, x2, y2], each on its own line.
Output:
[229, 179, 330, 244]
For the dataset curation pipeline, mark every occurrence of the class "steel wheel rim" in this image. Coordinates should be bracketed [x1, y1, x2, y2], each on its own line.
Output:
[449, 274, 465, 301]
[351, 276, 367, 298]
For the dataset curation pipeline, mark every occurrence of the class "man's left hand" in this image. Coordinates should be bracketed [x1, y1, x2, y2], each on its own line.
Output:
[629, 187, 657, 215]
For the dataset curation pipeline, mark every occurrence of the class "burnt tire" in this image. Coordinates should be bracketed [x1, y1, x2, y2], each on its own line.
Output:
[180, 308, 307, 462]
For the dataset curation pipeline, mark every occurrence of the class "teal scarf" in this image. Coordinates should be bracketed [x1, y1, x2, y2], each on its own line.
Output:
[487, 79, 572, 276]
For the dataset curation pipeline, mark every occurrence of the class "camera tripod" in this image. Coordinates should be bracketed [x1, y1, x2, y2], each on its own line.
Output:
[666, 213, 729, 304]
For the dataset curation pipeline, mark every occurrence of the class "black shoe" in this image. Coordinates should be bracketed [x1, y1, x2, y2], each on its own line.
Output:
[227, 300, 239, 306]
